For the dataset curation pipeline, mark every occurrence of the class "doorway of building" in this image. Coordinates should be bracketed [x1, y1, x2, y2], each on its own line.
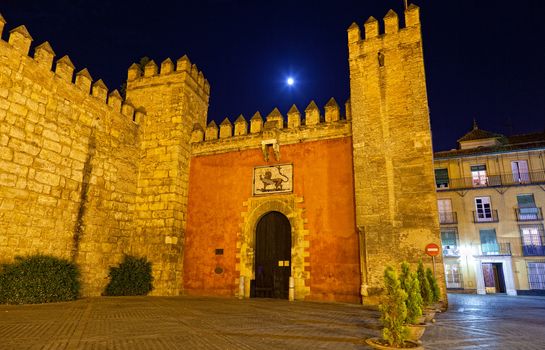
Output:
[253, 211, 291, 299]
[482, 262, 506, 293]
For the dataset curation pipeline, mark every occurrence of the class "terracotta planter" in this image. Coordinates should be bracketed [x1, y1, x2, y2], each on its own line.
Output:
[416, 315, 426, 324]
[406, 323, 427, 342]
[424, 309, 437, 323]
[365, 337, 424, 350]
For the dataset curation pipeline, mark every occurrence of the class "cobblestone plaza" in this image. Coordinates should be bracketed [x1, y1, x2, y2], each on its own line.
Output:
[1, 294, 544, 349]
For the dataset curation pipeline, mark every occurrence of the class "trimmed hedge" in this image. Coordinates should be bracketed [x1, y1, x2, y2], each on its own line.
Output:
[104, 255, 153, 296]
[0, 254, 80, 304]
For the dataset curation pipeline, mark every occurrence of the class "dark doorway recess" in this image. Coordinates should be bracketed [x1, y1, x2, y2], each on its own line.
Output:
[482, 262, 506, 293]
[253, 211, 291, 299]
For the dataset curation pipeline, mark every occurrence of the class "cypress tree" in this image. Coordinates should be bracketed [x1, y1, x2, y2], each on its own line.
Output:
[380, 266, 409, 347]
[417, 260, 433, 306]
[426, 267, 441, 303]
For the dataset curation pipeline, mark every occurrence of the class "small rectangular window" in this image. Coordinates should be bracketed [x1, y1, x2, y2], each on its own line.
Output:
[444, 263, 463, 288]
[475, 196, 493, 221]
[215, 249, 224, 255]
[511, 160, 530, 184]
[528, 262, 545, 290]
[516, 194, 540, 221]
[441, 228, 459, 256]
[520, 224, 544, 256]
[434, 168, 449, 188]
[517, 194, 536, 208]
[480, 229, 498, 254]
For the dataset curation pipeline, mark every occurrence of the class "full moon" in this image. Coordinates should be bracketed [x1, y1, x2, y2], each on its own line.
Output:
[287, 77, 294, 86]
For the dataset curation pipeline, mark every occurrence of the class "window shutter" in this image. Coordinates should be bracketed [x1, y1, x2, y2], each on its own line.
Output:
[441, 229, 457, 246]
[480, 229, 497, 253]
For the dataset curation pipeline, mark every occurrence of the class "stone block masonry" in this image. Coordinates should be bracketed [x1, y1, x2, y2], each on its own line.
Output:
[348, 5, 446, 303]
[0, 17, 209, 297]
[0, 23, 140, 296]
[126, 56, 209, 295]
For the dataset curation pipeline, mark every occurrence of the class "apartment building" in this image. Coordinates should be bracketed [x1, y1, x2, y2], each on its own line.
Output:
[434, 122, 545, 295]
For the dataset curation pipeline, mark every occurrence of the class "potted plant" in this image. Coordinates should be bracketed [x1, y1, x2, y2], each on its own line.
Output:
[424, 267, 442, 321]
[366, 266, 423, 349]
[400, 262, 427, 343]
[417, 260, 436, 322]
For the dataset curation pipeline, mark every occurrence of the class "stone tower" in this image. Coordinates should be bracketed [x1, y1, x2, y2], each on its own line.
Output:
[348, 5, 445, 303]
[126, 57, 210, 295]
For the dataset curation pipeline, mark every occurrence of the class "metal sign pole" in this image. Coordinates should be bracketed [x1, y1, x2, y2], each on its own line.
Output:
[432, 256, 436, 278]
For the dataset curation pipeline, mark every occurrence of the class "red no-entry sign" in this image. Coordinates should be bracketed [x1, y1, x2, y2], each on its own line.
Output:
[425, 243, 440, 257]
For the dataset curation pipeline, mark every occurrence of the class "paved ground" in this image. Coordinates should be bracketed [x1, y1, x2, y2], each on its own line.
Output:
[0, 293, 544, 349]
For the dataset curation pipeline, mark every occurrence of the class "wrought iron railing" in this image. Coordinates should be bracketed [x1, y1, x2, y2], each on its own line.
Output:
[436, 170, 545, 190]
[439, 211, 458, 225]
[515, 207, 543, 221]
[522, 244, 545, 256]
[473, 210, 499, 223]
[445, 270, 463, 289]
[478, 242, 511, 256]
[442, 245, 460, 257]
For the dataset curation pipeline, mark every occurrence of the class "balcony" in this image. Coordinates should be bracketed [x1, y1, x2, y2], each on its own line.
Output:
[473, 210, 499, 223]
[515, 207, 543, 221]
[442, 245, 460, 257]
[478, 242, 511, 256]
[439, 211, 458, 225]
[522, 244, 545, 256]
[436, 170, 545, 191]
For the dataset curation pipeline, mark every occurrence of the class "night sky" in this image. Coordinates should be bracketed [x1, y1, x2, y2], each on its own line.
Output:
[1, 0, 544, 151]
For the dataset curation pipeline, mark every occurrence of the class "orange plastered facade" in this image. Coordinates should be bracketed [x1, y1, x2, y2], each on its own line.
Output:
[184, 137, 361, 302]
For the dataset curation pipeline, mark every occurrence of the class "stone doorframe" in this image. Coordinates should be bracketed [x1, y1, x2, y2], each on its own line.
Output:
[235, 194, 310, 300]
[474, 256, 517, 296]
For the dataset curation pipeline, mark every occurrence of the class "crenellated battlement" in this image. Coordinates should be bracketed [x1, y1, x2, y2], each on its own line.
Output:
[191, 98, 352, 155]
[0, 13, 144, 126]
[347, 4, 421, 57]
[126, 54, 210, 100]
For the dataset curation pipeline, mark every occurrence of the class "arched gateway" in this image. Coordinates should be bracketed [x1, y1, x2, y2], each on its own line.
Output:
[254, 211, 292, 298]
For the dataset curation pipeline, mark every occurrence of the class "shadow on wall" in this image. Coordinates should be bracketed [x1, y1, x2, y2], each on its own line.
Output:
[71, 127, 96, 261]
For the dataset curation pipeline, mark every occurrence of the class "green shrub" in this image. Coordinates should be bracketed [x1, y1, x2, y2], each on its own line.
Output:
[405, 272, 424, 324]
[380, 266, 408, 347]
[0, 254, 80, 304]
[426, 267, 441, 303]
[417, 260, 433, 306]
[104, 255, 153, 296]
[399, 262, 411, 292]
[399, 262, 423, 325]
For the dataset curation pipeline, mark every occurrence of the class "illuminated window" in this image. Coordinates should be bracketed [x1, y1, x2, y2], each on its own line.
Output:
[471, 165, 488, 187]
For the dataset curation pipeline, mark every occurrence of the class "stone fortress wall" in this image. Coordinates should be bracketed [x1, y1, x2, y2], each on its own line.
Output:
[0, 18, 141, 296]
[0, 4, 444, 303]
[0, 13, 209, 296]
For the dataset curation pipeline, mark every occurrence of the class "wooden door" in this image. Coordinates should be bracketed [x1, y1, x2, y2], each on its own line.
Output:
[254, 211, 291, 299]
[482, 263, 496, 293]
